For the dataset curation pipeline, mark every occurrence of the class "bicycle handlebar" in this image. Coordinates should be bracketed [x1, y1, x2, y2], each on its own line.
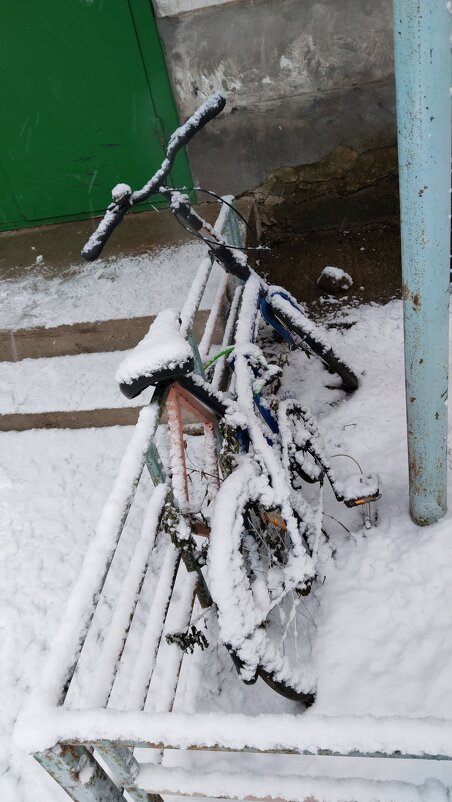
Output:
[160, 189, 251, 283]
[81, 92, 226, 262]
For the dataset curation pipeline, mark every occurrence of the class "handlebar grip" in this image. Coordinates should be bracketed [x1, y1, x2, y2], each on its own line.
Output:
[132, 93, 227, 205]
[160, 188, 204, 232]
[163, 189, 251, 283]
[168, 92, 226, 152]
[81, 192, 131, 262]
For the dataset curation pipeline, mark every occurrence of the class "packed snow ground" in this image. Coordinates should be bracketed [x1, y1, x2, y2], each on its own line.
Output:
[1, 299, 452, 800]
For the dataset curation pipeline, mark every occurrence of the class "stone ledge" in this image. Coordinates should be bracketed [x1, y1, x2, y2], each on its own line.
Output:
[250, 144, 399, 237]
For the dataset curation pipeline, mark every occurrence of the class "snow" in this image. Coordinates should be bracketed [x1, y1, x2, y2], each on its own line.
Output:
[116, 309, 193, 387]
[111, 183, 132, 202]
[234, 272, 261, 345]
[69, 483, 169, 710]
[135, 93, 225, 205]
[0, 241, 222, 330]
[3, 297, 452, 799]
[317, 265, 353, 290]
[137, 762, 447, 802]
[0, 350, 149, 413]
[320, 266, 352, 282]
[14, 706, 452, 762]
[32, 404, 161, 711]
[267, 285, 332, 351]
[211, 283, 242, 389]
[0, 425, 138, 800]
[179, 194, 238, 338]
[180, 255, 216, 338]
[118, 540, 181, 711]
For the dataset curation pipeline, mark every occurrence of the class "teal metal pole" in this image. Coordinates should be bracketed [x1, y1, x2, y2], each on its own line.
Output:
[392, 0, 450, 525]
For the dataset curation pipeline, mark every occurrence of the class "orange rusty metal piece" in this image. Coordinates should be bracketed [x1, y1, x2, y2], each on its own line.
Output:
[166, 382, 219, 508]
[172, 381, 218, 426]
[166, 386, 190, 504]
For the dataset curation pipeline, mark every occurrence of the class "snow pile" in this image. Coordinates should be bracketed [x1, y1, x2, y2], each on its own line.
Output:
[317, 266, 353, 293]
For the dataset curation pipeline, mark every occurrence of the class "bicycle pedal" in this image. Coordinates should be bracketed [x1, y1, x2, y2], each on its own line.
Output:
[336, 472, 381, 508]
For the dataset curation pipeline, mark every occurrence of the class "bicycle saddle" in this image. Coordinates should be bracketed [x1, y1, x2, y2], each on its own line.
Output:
[116, 308, 194, 399]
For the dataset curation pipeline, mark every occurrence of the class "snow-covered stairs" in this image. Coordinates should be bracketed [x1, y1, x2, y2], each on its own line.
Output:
[0, 225, 230, 431]
[0, 313, 218, 431]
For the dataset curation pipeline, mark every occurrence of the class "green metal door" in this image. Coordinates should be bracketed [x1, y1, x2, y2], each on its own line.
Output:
[0, 0, 191, 230]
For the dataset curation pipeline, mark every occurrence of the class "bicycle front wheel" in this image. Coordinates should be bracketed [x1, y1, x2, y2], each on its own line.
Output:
[208, 458, 318, 705]
[266, 288, 358, 392]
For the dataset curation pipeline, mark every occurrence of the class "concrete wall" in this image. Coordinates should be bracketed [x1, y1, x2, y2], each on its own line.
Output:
[153, 0, 396, 209]
[154, 0, 233, 15]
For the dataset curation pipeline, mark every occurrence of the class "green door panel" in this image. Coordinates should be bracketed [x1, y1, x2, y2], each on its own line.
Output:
[0, 0, 191, 230]
[0, 160, 24, 227]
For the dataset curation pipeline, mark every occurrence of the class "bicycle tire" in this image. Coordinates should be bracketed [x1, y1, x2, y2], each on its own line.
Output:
[257, 668, 315, 706]
[208, 459, 318, 705]
[266, 289, 359, 392]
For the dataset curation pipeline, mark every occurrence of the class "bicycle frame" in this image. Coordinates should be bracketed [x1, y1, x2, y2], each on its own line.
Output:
[134, 272, 377, 513]
[81, 90, 375, 509]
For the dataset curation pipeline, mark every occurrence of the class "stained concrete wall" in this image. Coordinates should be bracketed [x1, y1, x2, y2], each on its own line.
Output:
[154, 0, 396, 209]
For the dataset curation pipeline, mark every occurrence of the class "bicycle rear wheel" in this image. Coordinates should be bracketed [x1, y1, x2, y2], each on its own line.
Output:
[208, 459, 318, 705]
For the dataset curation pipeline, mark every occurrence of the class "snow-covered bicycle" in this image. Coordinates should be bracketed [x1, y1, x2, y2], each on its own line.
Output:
[82, 93, 380, 704]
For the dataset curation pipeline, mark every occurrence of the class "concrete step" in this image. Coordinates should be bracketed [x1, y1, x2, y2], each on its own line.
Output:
[0, 407, 140, 432]
[0, 310, 213, 362]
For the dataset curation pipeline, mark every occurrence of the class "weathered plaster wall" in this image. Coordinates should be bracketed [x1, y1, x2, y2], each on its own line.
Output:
[154, 0, 234, 16]
[154, 0, 396, 229]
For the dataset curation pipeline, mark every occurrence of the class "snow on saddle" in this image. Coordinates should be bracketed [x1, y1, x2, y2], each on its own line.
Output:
[116, 308, 194, 399]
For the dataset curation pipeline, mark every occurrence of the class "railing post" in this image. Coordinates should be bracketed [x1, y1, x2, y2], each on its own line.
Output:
[392, 0, 451, 525]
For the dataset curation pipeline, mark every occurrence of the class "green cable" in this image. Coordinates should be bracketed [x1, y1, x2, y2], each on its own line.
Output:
[204, 346, 272, 397]
[203, 345, 235, 370]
